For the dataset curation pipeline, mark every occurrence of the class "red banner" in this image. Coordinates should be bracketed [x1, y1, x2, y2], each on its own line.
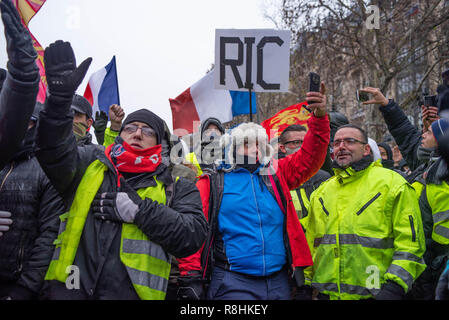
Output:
[261, 101, 312, 139]
[12, 0, 47, 103]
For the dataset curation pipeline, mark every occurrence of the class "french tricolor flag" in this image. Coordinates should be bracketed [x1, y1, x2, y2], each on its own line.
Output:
[169, 69, 256, 135]
[83, 56, 120, 119]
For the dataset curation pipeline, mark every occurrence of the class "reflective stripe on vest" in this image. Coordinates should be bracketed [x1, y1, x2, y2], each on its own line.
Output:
[45, 160, 107, 283]
[291, 188, 310, 220]
[45, 160, 171, 300]
[120, 180, 171, 300]
[313, 234, 395, 249]
[426, 181, 449, 244]
[312, 282, 381, 298]
[291, 190, 301, 217]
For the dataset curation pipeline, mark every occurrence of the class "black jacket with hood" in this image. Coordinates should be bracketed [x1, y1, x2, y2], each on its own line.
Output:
[192, 117, 225, 173]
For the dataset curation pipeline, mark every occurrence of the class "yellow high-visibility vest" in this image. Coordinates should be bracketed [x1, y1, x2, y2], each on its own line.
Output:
[426, 181, 449, 245]
[45, 160, 171, 300]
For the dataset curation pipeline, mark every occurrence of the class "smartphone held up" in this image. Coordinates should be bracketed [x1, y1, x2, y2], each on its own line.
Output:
[356, 89, 370, 102]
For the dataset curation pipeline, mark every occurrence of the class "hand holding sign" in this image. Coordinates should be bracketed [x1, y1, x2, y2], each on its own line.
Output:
[306, 82, 327, 117]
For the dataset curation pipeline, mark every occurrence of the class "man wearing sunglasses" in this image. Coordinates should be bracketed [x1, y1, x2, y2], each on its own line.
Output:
[35, 40, 207, 300]
[300, 123, 426, 300]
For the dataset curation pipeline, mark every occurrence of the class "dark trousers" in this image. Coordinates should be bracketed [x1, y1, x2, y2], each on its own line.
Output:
[206, 266, 291, 300]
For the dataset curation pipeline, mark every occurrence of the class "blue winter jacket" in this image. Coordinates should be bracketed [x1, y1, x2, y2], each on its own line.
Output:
[218, 166, 287, 276]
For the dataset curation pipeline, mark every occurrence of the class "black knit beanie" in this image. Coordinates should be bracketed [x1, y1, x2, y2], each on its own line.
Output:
[120, 109, 165, 144]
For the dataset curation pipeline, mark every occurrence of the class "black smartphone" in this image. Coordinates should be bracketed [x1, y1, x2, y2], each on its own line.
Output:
[308, 72, 320, 92]
[356, 90, 370, 102]
[423, 95, 437, 108]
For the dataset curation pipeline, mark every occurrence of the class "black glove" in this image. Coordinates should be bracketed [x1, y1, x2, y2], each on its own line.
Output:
[436, 260, 449, 300]
[44, 40, 92, 104]
[93, 111, 108, 145]
[177, 275, 205, 300]
[0, 210, 13, 237]
[375, 280, 405, 300]
[294, 285, 313, 300]
[0, 0, 38, 81]
[92, 178, 142, 223]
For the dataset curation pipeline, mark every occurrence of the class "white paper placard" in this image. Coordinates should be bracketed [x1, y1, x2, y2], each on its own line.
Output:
[214, 29, 291, 92]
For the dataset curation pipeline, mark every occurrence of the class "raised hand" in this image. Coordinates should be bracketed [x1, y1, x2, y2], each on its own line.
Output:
[0, 0, 38, 81]
[44, 40, 92, 101]
[109, 104, 125, 131]
[421, 105, 440, 131]
[360, 87, 389, 107]
[306, 82, 327, 117]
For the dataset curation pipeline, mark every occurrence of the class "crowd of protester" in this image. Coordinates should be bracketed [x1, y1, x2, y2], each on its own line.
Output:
[0, 0, 449, 300]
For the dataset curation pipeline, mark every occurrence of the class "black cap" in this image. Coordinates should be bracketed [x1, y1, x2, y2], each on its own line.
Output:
[71, 94, 93, 120]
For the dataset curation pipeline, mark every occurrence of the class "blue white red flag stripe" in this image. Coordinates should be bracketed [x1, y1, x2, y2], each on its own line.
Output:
[84, 56, 120, 119]
[169, 69, 256, 135]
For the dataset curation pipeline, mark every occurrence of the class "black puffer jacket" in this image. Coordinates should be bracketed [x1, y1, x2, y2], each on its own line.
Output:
[36, 98, 208, 299]
[0, 128, 64, 299]
[0, 72, 39, 170]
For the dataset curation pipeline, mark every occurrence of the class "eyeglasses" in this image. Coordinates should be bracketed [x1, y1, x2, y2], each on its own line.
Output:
[333, 138, 367, 148]
[284, 139, 303, 147]
[123, 124, 156, 137]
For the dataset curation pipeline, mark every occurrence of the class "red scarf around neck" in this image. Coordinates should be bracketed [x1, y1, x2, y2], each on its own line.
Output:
[105, 140, 162, 187]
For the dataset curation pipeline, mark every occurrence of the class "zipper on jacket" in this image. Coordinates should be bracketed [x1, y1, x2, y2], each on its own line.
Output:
[319, 197, 329, 216]
[0, 162, 14, 192]
[250, 174, 266, 276]
[409, 215, 416, 242]
[17, 245, 25, 273]
[356, 192, 381, 215]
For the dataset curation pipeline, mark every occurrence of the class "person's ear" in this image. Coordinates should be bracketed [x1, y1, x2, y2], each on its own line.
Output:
[279, 144, 286, 153]
[87, 118, 94, 129]
[364, 143, 371, 157]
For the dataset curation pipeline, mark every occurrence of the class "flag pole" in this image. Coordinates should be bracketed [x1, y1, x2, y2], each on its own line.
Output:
[113, 55, 121, 106]
[249, 87, 253, 122]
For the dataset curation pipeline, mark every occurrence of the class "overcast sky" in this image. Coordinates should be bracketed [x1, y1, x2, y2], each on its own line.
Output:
[0, 0, 278, 131]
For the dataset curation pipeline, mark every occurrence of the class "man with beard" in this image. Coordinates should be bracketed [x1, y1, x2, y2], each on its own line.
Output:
[301, 124, 426, 300]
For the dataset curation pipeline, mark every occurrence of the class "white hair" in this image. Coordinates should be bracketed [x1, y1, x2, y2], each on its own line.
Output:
[219, 122, 274, 172]
[368, 137, 381, 161]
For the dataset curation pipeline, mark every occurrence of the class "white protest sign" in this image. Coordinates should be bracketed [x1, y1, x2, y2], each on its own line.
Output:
[214, 29, 291, 92]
